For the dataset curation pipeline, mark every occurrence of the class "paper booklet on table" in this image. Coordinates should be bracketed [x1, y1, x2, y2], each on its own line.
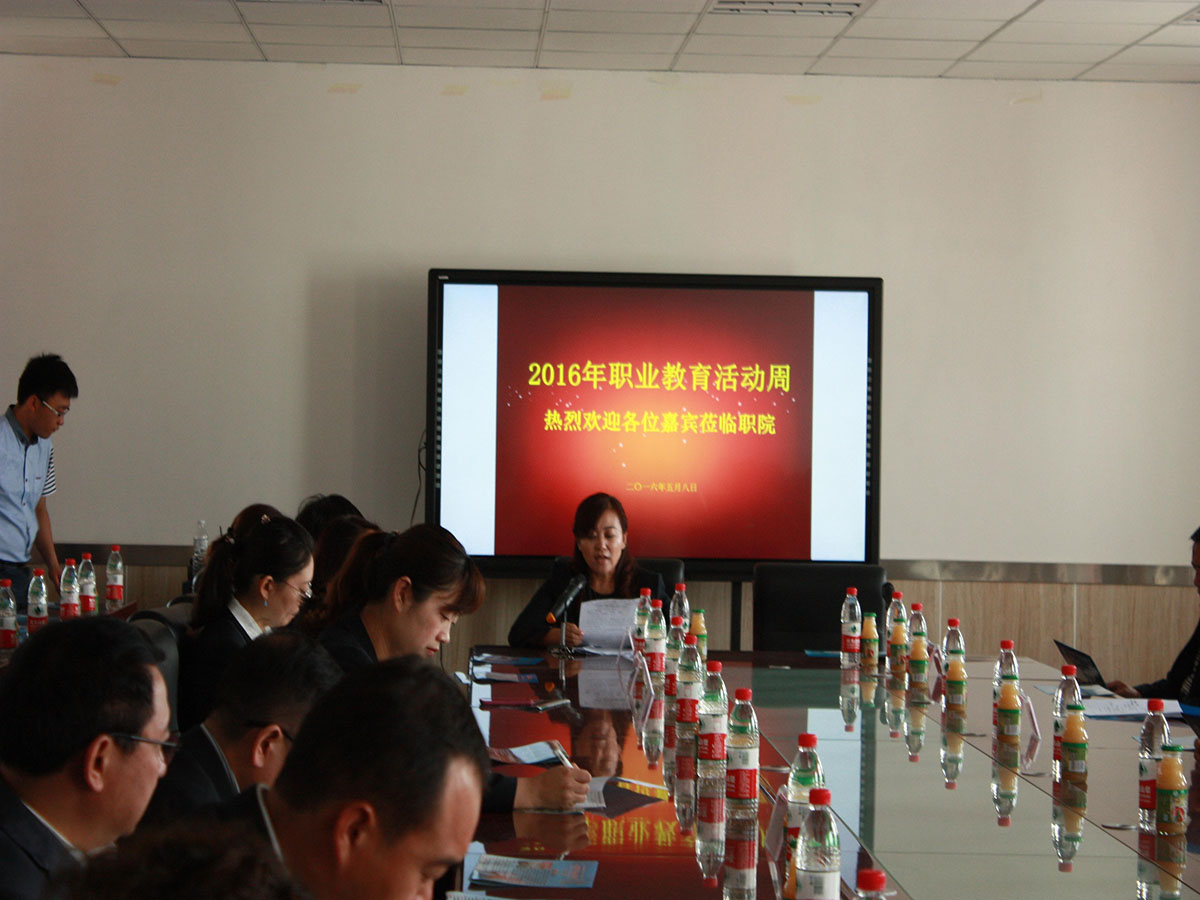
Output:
[470, 854, 599, 889]
[575, 597, 637, 654]
[488, 740, 567, 767]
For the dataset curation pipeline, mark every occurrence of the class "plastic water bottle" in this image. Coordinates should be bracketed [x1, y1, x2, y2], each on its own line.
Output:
[992, 639, 1019, 726]
[645, 599, 667, 690]
[664, 614, 685, 790]
[723, 814, 758, 900]
[698, 660, 728, 779]
[0, 580, 17, 649]
[1051, 664, 1082, 781]
[1139, 698, 1171, 832]
[696, 751, 726, 886]
[633, 587, 651, 655]
[840, 586, 861, 668]
[58, 558, 80, 619]
[78, 553, 97, 615]
[885, 588, 906, 634]
[854, 870, 888, 900]
[942, 617, 965, 657]
[27, 569, 49, 635]
[786, 733, 824, 864]
[674, 758, 696, 835]
[690, 608, 708, 662]
[670, 582, 690, 635]
[674, 633, 702, 823]
[191, 519, 209, 590]
[726, 687, 759, 818]
[839, 667, 860, 732]
[794, 787, 840, 900]
[105, 545, 124, 609]
[908, 602, 927, 642]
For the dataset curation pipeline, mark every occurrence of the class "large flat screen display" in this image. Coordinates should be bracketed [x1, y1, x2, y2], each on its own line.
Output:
[427, 269, 881, 577]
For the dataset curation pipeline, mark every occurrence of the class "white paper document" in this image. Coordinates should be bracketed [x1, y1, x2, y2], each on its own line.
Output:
[578, 597, 637, 651]
[1083, 697, 1183, 719]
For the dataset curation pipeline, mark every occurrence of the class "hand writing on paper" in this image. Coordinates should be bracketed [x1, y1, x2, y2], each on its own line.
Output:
[544, 624, 584, 648]
[514, 765, 591, 810]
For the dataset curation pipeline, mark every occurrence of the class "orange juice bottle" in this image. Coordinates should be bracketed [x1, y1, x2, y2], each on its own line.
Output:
[690, 609, 708, 663]
[1061, 703, 1088, 783]
[860, 612, 879, 670]
[943, 652, 968, 734]
[908, 630, 929, 686]
[888, 615, 908, 679]
[996, 676, 1021, 767]
[1156, 744, 1189, 835]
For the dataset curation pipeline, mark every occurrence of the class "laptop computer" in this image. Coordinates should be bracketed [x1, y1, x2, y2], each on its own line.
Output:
[1053, 639, 1106, 687]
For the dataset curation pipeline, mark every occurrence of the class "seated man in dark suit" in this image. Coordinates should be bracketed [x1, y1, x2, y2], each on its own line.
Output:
[0, 618, 171, 900]
[219, 656, 489, 900]
[140, 632, 341, 828]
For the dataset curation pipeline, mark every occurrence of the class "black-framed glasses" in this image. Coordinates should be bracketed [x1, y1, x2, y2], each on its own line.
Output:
[243, 720, 296, 743]
[40, 399, 69, 418]
[111, 732, 180, 762]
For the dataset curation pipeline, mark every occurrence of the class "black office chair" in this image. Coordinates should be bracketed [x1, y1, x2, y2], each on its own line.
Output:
[130, 616, 181, 733]
[636, 557, 685, 591]
[752, 562, 887, 653]
[131, 600, 194, 643]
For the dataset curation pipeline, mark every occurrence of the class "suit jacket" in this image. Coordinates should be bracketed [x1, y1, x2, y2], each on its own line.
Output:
[138, 725, 240, 829]
[216, 785, 272, 842]
[318, 612, 377, 675]
[0, 775, 78, 900]
[179, 606, 252, 731]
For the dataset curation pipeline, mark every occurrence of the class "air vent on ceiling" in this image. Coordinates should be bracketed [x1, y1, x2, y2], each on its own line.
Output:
[711, 0, 865, 15]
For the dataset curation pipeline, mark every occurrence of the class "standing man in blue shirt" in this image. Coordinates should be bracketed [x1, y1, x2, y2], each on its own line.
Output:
[0, 354, 77, 604]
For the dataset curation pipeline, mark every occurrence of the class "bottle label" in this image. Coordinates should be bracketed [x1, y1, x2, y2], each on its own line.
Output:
[665, 723, 676, 749]
[1062, 741, 1087, 775]
[60, 601, 80, 620]
[61, 588, 79, 606]
[697, 794, 725, 825]
[27, 613, 48, 634]
[80, 591, 96, 614]
[1140, 760, 1157, 810]
[798, 870, 840, 900]
[998, 706, 1021, 738]
[945, 681, 966, 707]
[727, 747, 759, 798]
[676, 681, 701, 723]
[664, 672, 677, 697]
[645, 638, 666, 673]
[698, 712, 727, 760]
[841, 622, 860, 654]
[1157, 787, 1188, 827]
[0, 621, 16, 649]
[908, 658, 928, 683]
[860, 638, 879, 664]
[725, 838, 757, 885]
[106, 575, 124, 603]
[676, 753, 696, 781]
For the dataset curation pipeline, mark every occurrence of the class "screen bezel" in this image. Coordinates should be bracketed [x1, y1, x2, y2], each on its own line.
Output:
[426, 268, 882, 580]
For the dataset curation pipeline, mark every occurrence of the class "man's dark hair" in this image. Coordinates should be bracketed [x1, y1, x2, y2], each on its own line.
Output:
[1191, 524, 1200, 543]
[210, 632, 342, 736]
[17, 354, 78, 404]
[0, 618, 161, 774]
[54, 821, 300, 900]
[296, 494, 362, 543]
[273, 656, 489, 839]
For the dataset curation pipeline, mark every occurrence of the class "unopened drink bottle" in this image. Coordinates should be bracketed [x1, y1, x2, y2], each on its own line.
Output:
[1052, 664, 1082, 781]
[724, 814, 758, 900]
[786, 733, 824, 864]
[191, 519, 209, 589]
[105, 545, 124, 609]
[0, 580, 17, 649]
[27, 569, 49, 635]
[907, 602, 927, 643]
[793, 787, 839, 900]
[695, 766, 725, 886]
[885, 588, 906, 634]
[59, 558, 79, 619]
[78, 552, 97, 615]
[690, 607, 708, 662]
[1139, 698, 1171, 832]
[645, 599, 667, 690]
[676, 634, 702, 742]
[670, 583, 690, 635]
[907, 625, 929, 694]
[942, 617, 965, 657]
[860, 612, 879, 670]
[664, 614, 685, 792]
[996, 675, 1022, 767]
[943, 647, 968, 733]
[698, 660, 728, 779]
[992, 639, 1019, 726]
[840, 586, 861, 668]
[839, 666, 860, 732]
[1156, 744, 1189, 836]
[726, 688, 759, 819]
[1061, 703, 1088, 784]
[634, 587, 651, 654]
[887, 614, 908, 680]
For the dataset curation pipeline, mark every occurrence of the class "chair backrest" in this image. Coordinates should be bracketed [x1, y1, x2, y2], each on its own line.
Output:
[130, 601, 194, 643]
[130, 616, 181, 733]
[752, 562, 887, 652]
[636, 557, 685, 591]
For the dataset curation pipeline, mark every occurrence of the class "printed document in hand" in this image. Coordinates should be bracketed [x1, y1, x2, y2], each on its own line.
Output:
[577, 597, 637, 653]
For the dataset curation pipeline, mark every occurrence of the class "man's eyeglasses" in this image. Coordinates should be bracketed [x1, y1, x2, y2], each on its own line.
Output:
[111, 732, 181, 763]
[40, 399, 69, 419]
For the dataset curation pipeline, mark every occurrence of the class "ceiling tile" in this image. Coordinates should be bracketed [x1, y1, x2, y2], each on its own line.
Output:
[696, 13, 848, 37]
[119, 39, 263, 60]
[1108, 43, 1200, 64]
[552, 0, 706, 11]
[0, 0, 86, 16]
[863, 0, 1032, 18]
[80, 0, 240, 23]
[968, 41, 1122, 63]
[1142, 24, 1200, 45]
[684, 34, 833, 56]
[391, 0, 539, 6]
[844, 17, 1002, 41]
[263, 43, 399, 64]
[1016, 1, 1198, 26]
[1080, 60, 1200, 80]
[990, 20, 1159, 43]
[944, 60, 1093, 78]
[251, 24, 396, 48]
[400, 46, 536, 67]
[397, 28, 538, 50]
[546, 10, 697, 34]
[393, 8, 544, 30]
[827, 37, 976, 59]
[103, 21, 252, 42]
[0, 34, 124, 55]
[542, 31, 683, 53]
[809, 55, 952, 76]
[538, 50, 675, 69]
[0, 16, 107, 37]
[674, 53, 818, 74]
[237, 1, 392, 27]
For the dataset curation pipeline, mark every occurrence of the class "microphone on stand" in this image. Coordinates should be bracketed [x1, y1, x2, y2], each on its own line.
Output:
[545, 574, 587, 626]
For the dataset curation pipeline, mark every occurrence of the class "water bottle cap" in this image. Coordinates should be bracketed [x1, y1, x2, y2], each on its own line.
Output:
[735, 688, 752, 701]
[1148, 698, 1165, 711]
[909, 753, 919, 762]
[65, 558, 76, 566]
[947, 618, 959, 627]
[703, 877, 717, 888]
[684, 634, 698, 645]
[809, 788, 831, 805]
[671, 616, 684, 626]
[997, 816, 1011, 827]
[857, 870, 886, 892]
[1058, 862, 1073, 873]
[651, 599, 663, 608]
[1000, 639, 1014, 650]
[706, 661, 722, 673]
[797, 732, 817, 748]
[82, 552, 92, 559]
[945, 781, 957, 789]
[892, 590, 903, 600]
[675, 583, 686, 591]
[33, 568, 44, 576]
[640, 587, 651, 596]
[111, 545, 121, 551]
[846, 587, 858, 596]
[845, 724, 854, 732]
[911, 602, 922, 611]
[1061, 664, 1076, 676]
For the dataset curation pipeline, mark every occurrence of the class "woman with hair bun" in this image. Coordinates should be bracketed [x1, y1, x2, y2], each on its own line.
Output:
[179, 506, 313, 730]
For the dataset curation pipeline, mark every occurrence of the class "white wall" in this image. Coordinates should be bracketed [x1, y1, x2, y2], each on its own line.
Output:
[1, 56, 1197, 565]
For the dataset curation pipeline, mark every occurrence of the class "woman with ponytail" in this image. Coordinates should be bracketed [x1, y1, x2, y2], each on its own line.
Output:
[179, 505, 313, 729]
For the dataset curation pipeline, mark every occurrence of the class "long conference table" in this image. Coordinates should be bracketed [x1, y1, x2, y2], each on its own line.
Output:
[463, 648, 1200, 899]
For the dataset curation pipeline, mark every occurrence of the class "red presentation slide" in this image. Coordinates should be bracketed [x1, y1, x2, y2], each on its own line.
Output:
[494, 285, 814, 560]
